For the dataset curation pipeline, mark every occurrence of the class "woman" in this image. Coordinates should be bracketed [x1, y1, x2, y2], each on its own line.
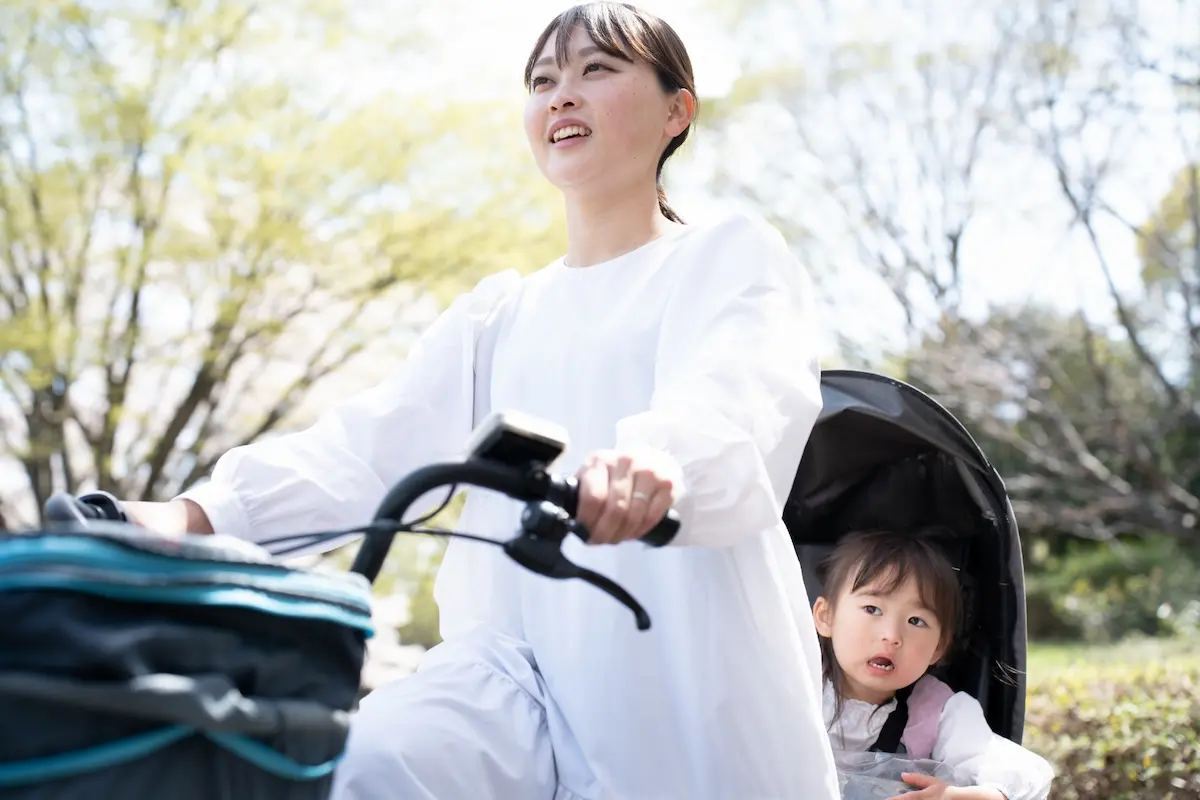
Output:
[123, 3, 838, 798]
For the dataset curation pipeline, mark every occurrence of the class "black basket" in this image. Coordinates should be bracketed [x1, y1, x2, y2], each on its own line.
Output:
[0, 526, 373, 799]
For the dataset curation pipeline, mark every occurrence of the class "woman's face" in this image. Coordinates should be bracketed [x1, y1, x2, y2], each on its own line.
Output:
[524, 26, 690, 196]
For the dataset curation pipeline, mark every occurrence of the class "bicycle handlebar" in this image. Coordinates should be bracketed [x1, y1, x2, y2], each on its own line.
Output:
[42, 457, 680, 631]
[351, 458, 680, 583]
[42, 407, 681, 633]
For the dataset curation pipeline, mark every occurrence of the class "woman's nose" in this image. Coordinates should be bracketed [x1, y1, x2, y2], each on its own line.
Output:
[548, 79, 580, 112]
[549, 93, 577, 112]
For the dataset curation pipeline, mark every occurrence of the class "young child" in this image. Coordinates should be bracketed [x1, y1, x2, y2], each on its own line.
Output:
[812, 529, 1054, 800]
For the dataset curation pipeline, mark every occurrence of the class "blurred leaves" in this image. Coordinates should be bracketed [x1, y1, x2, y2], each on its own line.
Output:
[0, 0, 564, 523]
[1025, 535, 1200, 640]
[1139, 164, 1199, 291]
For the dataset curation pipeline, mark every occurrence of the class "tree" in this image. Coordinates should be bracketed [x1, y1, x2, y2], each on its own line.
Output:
[697, 0, 1030, 342]
[1000, 0, 1199, 538]
[903, 305, 1200, 543]
[700, 0, 1200, 542]
[0, 1, 565, 525]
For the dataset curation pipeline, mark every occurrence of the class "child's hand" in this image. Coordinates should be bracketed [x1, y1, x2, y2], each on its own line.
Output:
[889, 773, 1008, 800]
[888, 773, 951, 799]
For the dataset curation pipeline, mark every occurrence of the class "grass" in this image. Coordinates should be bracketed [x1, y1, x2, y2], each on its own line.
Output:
[1028, 636, 1200, 675]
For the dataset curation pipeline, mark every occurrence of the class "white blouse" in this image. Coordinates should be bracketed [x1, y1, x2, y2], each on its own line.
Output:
[181, 212, 841, 799]
[823, 680, 1054, 800]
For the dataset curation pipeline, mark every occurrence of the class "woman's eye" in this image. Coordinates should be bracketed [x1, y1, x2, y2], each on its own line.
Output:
[531, 76, 551, 90]
[583, 61, 608, 75]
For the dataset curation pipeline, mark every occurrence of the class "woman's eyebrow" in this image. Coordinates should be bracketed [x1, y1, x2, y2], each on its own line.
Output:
[531, 45, 610, 70]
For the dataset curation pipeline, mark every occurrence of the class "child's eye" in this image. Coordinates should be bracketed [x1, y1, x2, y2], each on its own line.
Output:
[908, 616, 928, 628]
[862, 605, 881, 616]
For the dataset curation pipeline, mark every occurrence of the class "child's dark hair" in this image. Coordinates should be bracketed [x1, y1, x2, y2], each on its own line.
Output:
[817, 528, 963, 722]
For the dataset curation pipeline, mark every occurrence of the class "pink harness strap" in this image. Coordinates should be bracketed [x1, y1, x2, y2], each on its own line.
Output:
[900, 675, 955, 759]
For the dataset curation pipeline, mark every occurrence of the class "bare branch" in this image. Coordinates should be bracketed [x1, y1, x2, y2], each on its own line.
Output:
[1079, 208, 1192, 416]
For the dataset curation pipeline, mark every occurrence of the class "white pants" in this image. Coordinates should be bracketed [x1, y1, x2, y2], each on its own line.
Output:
[330, 629, 586, 800]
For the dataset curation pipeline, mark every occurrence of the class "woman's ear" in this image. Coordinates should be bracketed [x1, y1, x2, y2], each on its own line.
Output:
[812, 596, 833, 638]
[665, 88, 695, 137]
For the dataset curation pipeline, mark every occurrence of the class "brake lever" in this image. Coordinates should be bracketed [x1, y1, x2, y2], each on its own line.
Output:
[570, 566, 652, 631]
[502, 501, 653, 630]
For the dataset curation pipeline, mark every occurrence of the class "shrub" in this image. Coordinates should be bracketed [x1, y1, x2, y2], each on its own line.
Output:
[1024, 536, 1200, 642]
[1025, 645, 1200, 799]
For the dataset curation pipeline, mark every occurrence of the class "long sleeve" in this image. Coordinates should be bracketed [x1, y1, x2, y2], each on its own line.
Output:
[614, 213, 823, 548]
[934, 692, 1055, 800]
[178, 270, 522, 552]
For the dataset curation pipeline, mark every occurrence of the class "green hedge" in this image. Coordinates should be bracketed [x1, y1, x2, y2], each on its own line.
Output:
[1025, 643, 1200, 799]
[1024, 536, 1200, 642]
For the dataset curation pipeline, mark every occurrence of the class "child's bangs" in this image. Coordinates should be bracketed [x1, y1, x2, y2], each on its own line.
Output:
[847, 536, 961, 632]
[848, 546, 916, 598]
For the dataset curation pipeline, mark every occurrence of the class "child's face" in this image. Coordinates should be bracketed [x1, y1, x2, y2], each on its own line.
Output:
[813, 572, 946, 705]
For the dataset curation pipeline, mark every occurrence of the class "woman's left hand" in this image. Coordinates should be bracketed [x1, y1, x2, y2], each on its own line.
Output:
[575, 449, 678, 545]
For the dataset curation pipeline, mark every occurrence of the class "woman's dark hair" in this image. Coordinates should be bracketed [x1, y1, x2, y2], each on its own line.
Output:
[817, 529, 963, 724]
[523, 2, 695, 223]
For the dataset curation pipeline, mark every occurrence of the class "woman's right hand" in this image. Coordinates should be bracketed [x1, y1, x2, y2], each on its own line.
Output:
[123, 499, 214, 536]
[574, 448, 679, 545]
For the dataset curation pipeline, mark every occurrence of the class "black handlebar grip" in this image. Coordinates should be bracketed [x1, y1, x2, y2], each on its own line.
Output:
[44, 491, 129, 526]
[44, 493, 98, 525]
[79, 491, 129, 522]
[639, 510, 680, 547]
[555, 477, 681, 547]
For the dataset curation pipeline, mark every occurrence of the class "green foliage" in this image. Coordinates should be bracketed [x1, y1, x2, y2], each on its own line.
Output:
[374, 491, 460, 649]
[1139, 164, 1199, 289]
[0, 0, 565, 520]
[397, 561, 443, 650]
[1025, 643, 1200, 799]
[1025, 536, 1200, 642]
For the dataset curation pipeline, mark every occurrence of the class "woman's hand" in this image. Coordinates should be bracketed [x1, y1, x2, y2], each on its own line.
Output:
[123, 499, 214, 536]
[889, 774, 1007, 800]
[574, 449, 678, 545]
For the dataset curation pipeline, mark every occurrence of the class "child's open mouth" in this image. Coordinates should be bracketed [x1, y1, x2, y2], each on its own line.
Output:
[867, 656, 895, 673]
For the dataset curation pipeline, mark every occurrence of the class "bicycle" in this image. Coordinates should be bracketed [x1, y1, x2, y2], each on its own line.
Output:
[0, 411, 678, 799]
